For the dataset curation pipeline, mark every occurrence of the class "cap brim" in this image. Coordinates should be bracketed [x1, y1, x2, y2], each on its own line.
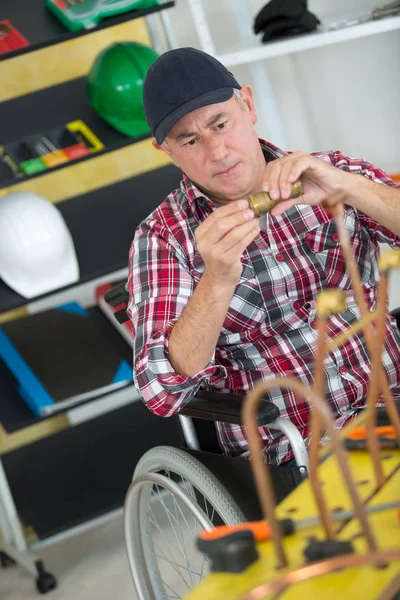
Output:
[154, 87, 236, 144]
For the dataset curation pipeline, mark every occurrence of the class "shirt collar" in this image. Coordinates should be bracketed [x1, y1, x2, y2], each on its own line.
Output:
[180, 138, 287, 215]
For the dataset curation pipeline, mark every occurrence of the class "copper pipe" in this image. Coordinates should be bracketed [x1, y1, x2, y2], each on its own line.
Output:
[377, 571, 400, 600]
[330, 201, 400, 479]
[311, 289, 347, 539]
[364, 273, 389, 487]
[243, 377, 378, 566]
[242, 385, 288, 570]
[310, 314, 335, 539]
[240, 548, 400, 600]
[325, 309, 381, 353]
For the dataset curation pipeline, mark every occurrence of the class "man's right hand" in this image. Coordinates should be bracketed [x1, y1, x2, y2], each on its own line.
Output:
[195, 199, 260, 287]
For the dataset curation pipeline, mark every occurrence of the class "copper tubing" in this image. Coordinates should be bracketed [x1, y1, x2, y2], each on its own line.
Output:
[243, 377, 379, 570]
[327, 199, 400, 483]
[311, 289, 347, 539]
[377, 571, 400, 600]
[325, 309, 381, 353]
[240, 548, 400, 600]
[364, 272, 390, 487]
[310, 314, 336, 539]
[248, 181, 304, 217]
[242, 382, 288, 570]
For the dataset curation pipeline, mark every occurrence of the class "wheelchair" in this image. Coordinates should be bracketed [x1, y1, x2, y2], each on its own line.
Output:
[103, 281, 309, 600]
[103, 280, 400, 600]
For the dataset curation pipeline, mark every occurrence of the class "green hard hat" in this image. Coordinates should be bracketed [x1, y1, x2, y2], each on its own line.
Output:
[86, 41, 159, 138]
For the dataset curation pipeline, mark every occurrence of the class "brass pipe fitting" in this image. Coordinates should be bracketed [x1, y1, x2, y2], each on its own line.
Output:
[248, 181, 304, 217]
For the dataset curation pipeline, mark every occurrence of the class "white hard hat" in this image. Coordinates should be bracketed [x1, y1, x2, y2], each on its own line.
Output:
[0, 192, 79, 299]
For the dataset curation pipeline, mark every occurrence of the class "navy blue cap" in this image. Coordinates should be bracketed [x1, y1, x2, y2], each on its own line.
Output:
[143, 47, 241, 144]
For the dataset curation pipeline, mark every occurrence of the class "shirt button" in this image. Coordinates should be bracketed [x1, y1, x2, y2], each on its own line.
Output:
[332, 232, 340, 242]
[276, 253, 285, 262]
[339, 366, 347, 375]
[293, 301, 301, 310]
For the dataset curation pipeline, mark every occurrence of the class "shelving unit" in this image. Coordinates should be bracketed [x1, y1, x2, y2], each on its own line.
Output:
[2, 396, 183, 546]
[0, 77, 151, 188]
[0, 304, 138, 434]
[0, 164, 181, 313]
[0, 1, 179, 594]
[218, 13, 400, 66]
[186, 0, 400, 147]
[0, 0, 174, 61]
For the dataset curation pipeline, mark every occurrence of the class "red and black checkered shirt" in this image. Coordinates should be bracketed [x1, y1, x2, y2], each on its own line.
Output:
[128, 140, 400, 464]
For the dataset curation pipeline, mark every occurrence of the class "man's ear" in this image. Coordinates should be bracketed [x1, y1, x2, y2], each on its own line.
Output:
[240, 85, 258, 125]
[152, 138, 174, 159]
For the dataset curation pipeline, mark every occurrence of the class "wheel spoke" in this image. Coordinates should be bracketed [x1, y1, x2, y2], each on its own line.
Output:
[154, 484, 196, 550]
[137, 469, 231, 599]
[150, 540, 193, 590]
[147, 497, 190, 567]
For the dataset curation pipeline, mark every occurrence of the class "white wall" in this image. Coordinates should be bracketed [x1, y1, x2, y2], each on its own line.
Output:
[166, 0, 400, 171]
[163, 0, 400, 308]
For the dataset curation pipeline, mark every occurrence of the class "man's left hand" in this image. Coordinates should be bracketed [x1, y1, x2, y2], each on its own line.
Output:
[263, 151, 352, 216]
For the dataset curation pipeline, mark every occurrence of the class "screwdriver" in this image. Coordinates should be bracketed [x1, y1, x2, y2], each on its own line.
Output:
[345, 425, 398, 450]
[199, 501, 400, 543]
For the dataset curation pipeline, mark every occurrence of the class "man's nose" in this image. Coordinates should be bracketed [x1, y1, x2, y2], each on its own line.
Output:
[207, 137, 228, 162]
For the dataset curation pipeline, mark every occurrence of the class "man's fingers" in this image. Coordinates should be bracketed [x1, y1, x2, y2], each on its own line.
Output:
[277, 161, 297, 199]
[270, 199, 297, 217]
[217, 218, 260, 254]
[263, 153, 311, 200]
[285, 157, 310, 187]
[198, 205, 254, 245]
[222, 224, 261, 266]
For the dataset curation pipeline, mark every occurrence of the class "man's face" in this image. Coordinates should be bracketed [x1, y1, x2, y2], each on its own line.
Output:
[153, 86, 265, 204]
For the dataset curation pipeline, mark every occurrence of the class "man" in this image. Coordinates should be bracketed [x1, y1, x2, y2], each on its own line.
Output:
[127, 47, 400, 465]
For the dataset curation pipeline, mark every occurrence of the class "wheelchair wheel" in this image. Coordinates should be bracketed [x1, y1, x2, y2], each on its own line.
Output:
[124, 446, 247, 600]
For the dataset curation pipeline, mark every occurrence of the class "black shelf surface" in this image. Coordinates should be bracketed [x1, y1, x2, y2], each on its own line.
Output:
[2, 401, 183, 541]
[0, 76, 152, 188]
[0, 306, 136, 434]
[0, 163, 182, 315]
[0, 0, 174, 61]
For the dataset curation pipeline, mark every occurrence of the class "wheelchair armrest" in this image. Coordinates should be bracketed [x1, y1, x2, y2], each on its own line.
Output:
[179, 390, 280, 426]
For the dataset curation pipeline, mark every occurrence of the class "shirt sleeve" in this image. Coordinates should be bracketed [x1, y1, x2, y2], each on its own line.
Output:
[325, 150, 400, 247]
[127, 218, 226, 417]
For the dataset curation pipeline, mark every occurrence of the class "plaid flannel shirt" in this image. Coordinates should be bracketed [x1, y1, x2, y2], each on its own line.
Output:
[128, 140, 400, 464]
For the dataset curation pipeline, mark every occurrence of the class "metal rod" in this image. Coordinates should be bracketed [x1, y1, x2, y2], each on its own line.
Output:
[295, 500, 400, 528]
[187, 0, 217, 55]
[267, 417, 309, 469]
[178, 415, 201, 451]
[0, 458, 27, 552]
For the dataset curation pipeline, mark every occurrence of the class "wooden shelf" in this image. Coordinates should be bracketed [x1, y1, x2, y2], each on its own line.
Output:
[0, 0, 174, 61]
[0, 76, 154, 188]
[218, 14, 400, 67]
[0, 164, 182, 314]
